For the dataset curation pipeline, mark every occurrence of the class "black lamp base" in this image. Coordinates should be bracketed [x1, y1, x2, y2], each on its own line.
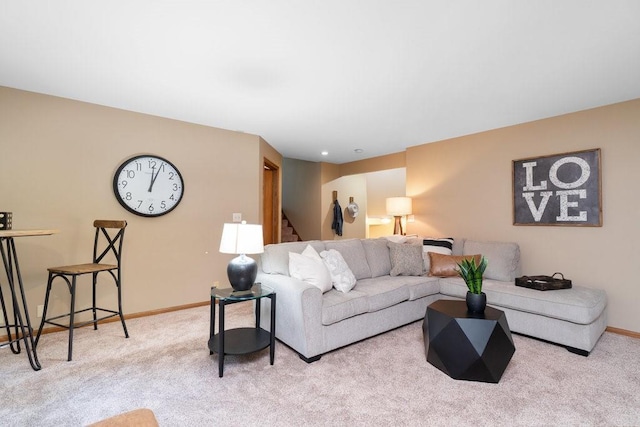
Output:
[227, 254, 257, 291]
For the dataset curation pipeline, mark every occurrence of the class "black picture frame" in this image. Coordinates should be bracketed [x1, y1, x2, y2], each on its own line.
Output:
[512, 148, 602, 226]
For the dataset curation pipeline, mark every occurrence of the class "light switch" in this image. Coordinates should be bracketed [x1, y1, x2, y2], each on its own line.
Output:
[232, 213, 242, 222]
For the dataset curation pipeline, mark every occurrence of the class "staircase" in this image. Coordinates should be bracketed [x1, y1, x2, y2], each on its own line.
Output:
[281, 211, 301, 242]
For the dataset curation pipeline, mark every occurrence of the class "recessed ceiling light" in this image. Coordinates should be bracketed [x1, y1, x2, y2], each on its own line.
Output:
[321, 151, 328, 156]
[354, 148, 364, 153]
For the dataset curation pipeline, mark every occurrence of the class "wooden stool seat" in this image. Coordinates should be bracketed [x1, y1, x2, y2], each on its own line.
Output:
[48, 263, 117, 275]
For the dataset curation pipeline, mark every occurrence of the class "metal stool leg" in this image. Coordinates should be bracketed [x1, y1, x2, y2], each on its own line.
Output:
[116, 277, 129, 338]
[68, 276, 77, 361]
[92, 272, 98, 330]
[34, 272, 54, 347]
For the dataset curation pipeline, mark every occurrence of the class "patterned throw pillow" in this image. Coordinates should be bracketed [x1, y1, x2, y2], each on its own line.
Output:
[422, 238, 454, 272]
[320, 249, 357, 293]
[422, 238, 454, 255]
[388, 242, 424, 276]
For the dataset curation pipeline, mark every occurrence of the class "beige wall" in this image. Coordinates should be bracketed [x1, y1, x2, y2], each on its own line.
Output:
[0, 87, 281, 325]
[365, 168, 407, 238]
[321, 174, 367, 240]
[339, 151, 405, 177]
[406, 99, 640, 332]
[283, 157, 407, 241]
[282, 158, 322, 240]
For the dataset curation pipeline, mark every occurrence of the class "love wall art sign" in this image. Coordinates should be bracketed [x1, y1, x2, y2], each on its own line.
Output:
[512, 148, 602, 226]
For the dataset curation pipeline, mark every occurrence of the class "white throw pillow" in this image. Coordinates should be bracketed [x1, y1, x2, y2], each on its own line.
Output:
[301, 244, 323, 262]
[288, 247, 332, 293]
[320, 249, 357, 293]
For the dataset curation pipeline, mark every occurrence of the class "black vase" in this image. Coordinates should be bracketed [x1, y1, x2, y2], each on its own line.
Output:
[466, 291, 487, 314]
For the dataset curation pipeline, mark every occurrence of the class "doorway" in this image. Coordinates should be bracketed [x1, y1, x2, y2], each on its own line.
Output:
[263, 160, 279, 245]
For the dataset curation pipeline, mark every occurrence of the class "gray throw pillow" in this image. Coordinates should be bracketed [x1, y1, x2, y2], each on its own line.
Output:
[388, 242, 424, 276]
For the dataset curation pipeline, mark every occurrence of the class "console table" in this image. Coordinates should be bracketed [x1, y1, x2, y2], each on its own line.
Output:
[423, 299, 515, 383]
[208, 284, 276, 377]
[0, 229, 58, 371]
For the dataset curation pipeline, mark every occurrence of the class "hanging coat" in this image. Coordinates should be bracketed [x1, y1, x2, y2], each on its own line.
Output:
[332, 199, 343, 236]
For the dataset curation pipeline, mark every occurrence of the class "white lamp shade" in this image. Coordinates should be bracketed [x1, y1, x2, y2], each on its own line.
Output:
[219, 222, 264, 255]
[386, 197, 412, 216]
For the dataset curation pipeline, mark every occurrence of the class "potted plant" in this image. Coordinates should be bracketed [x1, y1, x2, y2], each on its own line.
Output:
[457, 256, 488, 313]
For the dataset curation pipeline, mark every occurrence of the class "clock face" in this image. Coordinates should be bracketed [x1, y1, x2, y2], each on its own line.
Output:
[113, 155, 185, 217]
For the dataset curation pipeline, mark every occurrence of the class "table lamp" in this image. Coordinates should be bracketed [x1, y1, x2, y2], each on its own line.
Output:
[219, 221, 264, 291]
[386, 197, 412, 235]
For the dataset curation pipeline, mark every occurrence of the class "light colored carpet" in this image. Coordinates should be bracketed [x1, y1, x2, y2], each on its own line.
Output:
[1, 303, 639, 426]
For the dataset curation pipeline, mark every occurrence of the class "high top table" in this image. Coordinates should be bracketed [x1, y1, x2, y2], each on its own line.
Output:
[0, 229, 58, 371]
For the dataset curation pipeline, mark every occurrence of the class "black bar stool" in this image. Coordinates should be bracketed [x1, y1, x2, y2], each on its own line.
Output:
[35, 220, 129, 361]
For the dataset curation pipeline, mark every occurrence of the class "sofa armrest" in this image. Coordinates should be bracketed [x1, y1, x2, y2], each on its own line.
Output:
[256, 272, 324, 359]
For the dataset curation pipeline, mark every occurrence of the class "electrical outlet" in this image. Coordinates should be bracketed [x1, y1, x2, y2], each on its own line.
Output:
[37, 304, 44, 318]
[232, 213, 242, 222]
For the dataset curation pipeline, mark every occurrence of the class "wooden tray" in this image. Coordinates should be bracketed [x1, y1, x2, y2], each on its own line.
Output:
[515, 273, 572, 291]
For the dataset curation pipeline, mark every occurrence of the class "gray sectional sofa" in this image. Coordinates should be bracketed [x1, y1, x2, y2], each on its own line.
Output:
[256, 237, 607, 362]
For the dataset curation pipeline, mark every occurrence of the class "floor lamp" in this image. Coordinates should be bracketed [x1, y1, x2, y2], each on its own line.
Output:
[386, 197, 412, 235]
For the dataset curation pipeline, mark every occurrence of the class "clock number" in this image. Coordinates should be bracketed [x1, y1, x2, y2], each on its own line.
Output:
[161, 201, 167, 210]
[168, 171, 175, 180]
[173, 183, 179, 191]
[135, 161, 142, 171]
[125, 192, 132, 201]
[126, 169, 135, 179]
[121, 180, 128, 189]
[148, 203, 154, 213]
[137, 200, 143, 209]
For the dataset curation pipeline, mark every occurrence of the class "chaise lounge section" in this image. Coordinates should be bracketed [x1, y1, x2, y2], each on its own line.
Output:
[256, 237, 607, 362]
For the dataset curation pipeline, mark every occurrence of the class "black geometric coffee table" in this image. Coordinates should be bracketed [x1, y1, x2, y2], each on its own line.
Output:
[423, 300, 515, 383]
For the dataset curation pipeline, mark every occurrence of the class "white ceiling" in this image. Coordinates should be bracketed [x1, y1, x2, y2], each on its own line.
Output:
[2, 1, 640, 163]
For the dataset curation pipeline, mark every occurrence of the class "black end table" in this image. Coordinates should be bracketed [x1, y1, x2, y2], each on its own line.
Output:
[423, 300, 515, 383]
[208, 284, 276, 377]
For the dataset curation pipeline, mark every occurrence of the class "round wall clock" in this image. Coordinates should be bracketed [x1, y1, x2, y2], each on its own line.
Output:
[113, 154, 185, 217]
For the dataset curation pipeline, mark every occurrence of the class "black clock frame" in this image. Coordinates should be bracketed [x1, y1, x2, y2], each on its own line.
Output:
[112, 154, 185, 218]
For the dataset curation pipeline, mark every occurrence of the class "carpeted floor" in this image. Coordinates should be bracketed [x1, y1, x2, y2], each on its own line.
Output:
[1, 303, 639, 426]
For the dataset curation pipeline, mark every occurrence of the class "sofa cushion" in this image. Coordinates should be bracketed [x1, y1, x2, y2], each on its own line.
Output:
[320, 249, 357, 293]
[428, 253, 481, 277]
[361, 238, 392, 277]
[321, 289, 369, 325]
[406, 275, 441, 300]
[439, 277, 607, 325]
[463, 240, 520, 282]
[288, 247, 332, 293]
[388, 242, 424, 276]
[261, 241, 325, 275]
[325, 239, 372, 280]
[355, 276, 411, 312]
